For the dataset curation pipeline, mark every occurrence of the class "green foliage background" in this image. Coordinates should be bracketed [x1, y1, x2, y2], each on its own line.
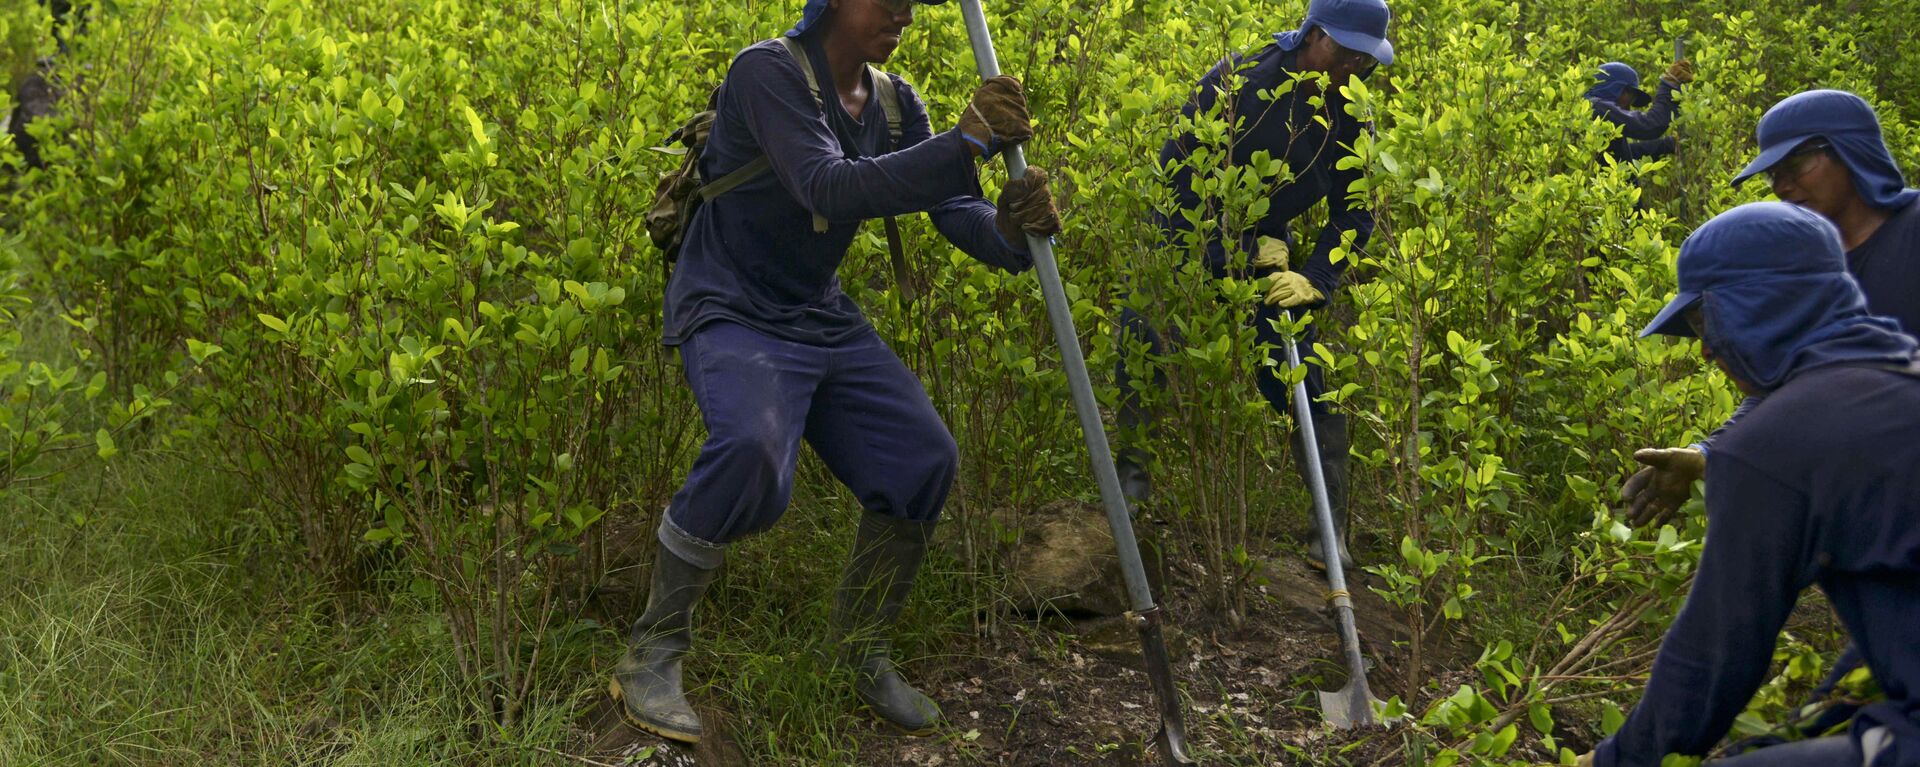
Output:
[2, 0, 1914, 763]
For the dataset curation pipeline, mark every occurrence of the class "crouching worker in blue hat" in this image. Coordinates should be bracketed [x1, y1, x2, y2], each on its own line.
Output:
[1614, 89, 1920, 751]
[1585, 202, 1920, 767]
[1585, 59, 1693, 163]
[1113, 0, 1392, 570]
[613, 0, 1062, 744]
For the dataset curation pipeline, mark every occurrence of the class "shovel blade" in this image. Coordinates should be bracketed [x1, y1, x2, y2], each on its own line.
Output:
[1317, 682, 1382, 730]
[1155, 725, 1197, 765]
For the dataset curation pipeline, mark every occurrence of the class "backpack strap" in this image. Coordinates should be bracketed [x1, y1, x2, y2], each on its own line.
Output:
[698, 155, 771, 202]
[865, 66, 914, 303]
[775, 36, 833, 234]
[867, 65, 904, 148]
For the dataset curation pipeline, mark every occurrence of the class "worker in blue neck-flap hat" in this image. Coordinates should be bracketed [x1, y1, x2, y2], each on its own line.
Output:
[1613, 89, 1920, 755]
[1585, 59, 1693, 163]
[613, 0, 1063, 745]
[1583, 201, 1920, 767]
[1113, 0, 1391, 572]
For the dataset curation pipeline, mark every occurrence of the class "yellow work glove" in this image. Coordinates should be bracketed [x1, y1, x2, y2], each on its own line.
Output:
[1619, 447, 1706, 528]
[1263, 271, 1323, 308]
[1253, 236, 1291, 270]
[1662, 59, 1695, 86]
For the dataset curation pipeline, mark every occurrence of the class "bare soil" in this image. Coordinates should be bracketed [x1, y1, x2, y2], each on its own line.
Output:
[564, 538, 1500, 766]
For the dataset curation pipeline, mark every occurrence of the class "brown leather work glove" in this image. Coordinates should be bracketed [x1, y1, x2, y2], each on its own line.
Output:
[958, 76, 1033, 157]
[994, 166, 1062, 244]
[1620, 447, 1705, 527]
[1662, 59, 1696, 86]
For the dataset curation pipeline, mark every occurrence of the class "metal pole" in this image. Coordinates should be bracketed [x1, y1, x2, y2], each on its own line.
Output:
[1283, 317, 1376, 728]
[954, 2, 1194, 762]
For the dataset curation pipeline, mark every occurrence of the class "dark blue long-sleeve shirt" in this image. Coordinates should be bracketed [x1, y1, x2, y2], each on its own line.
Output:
[664, 37, 1029, 347]
[1157, 44, 1374, 302]
[1589, 80, 1679, 162]
[1849, 196, 1920, 335]
[1597, 364, 1920, 767]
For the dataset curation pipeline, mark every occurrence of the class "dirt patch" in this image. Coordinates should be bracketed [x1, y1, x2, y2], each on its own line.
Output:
[562, 541, 1483, 766]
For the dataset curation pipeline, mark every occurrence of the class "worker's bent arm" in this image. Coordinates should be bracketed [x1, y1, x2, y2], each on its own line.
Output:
[1593, 452, 1815, 766]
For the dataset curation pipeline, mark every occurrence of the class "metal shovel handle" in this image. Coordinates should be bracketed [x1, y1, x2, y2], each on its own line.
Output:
[1282, 312, 1376, 727]
[954, 2, 1195, 762]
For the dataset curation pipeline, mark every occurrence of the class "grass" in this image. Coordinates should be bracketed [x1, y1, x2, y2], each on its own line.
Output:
[0, 449, 491, 765]
[0, 411, 997, 765]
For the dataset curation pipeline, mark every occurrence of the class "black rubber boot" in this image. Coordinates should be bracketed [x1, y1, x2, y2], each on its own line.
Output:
[1296, 410, 1354, 571]
[611, 542, 721, 744]
[1115, 450, 1153, 506]
[832, 511, 942, 735]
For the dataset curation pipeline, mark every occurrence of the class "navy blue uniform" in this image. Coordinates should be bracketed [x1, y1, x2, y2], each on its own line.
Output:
[1156, 44, 1372, 295]
[1116, 42, 1374, 511]
[1850, 197, 1920, 335]
[1615, 201, 1920, 767]
[1598, 365, 1920, 767]
[1589, 80, 1679, 162]
[1698, 195, 1920, 453]
[665, 38, 1027, 347]
[658, 37, 1027, 553]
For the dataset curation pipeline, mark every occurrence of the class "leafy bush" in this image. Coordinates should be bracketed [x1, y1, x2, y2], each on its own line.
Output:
[8, 0, 1911, 757]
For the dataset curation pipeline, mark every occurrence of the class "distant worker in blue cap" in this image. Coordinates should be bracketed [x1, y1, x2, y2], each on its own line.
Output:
[612, 0, 1062, 744]
[1586, 201, 1920, 767]
[1114, 0, 1393, 570]
[1585, 59, 1694, 163]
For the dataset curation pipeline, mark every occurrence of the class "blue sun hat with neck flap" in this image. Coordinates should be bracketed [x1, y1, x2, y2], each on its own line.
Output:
[1585, 62, 1652, 108]
[1640, 202, 1916, 391]
[787, 0, 950, 38]
[1273, 0, 1395, 67]
[1730, 89, 1920, 211]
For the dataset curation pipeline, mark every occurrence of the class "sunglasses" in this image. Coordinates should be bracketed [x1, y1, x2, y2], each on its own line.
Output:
[1683, 306, 1707, 338]
[1319, 34, 1376, 69]
[1766, 140, 1832, 185]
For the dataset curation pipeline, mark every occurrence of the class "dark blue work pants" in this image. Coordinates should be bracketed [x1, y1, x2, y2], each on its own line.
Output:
[664, 321, 957, 551]
[1710, 735, 1864, 766]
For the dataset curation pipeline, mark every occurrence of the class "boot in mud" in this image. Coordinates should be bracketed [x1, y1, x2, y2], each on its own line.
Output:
[832, 511, 943, 734]
[611, 541, 721, 744]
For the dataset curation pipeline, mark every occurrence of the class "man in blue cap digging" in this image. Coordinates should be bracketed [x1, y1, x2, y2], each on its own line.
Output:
[1113, 0, 1392, 571]
[612, 0, 1061, 745]
[1588, 201, 1920, 767]
[1585, 60, 1694, 163]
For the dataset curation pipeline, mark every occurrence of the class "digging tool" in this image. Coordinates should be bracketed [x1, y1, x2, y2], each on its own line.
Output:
[1671, 36, 1693, 219]
[954, 2, 1195, 763]
[1281, 311, 1383, 729]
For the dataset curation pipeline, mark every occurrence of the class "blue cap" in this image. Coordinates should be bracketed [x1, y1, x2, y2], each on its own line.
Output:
[1275, 0, 1395, 66]
[1585, 62, 1652, 108]
[787, 0, 949, 38]
[1640, 203, 1843, 339]
[1641, 202, 1916, 390]
[1731, 90, 1920, 210]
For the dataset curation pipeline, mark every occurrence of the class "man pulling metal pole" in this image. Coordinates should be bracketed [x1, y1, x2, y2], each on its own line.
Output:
[953, 1, 1195, 762]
